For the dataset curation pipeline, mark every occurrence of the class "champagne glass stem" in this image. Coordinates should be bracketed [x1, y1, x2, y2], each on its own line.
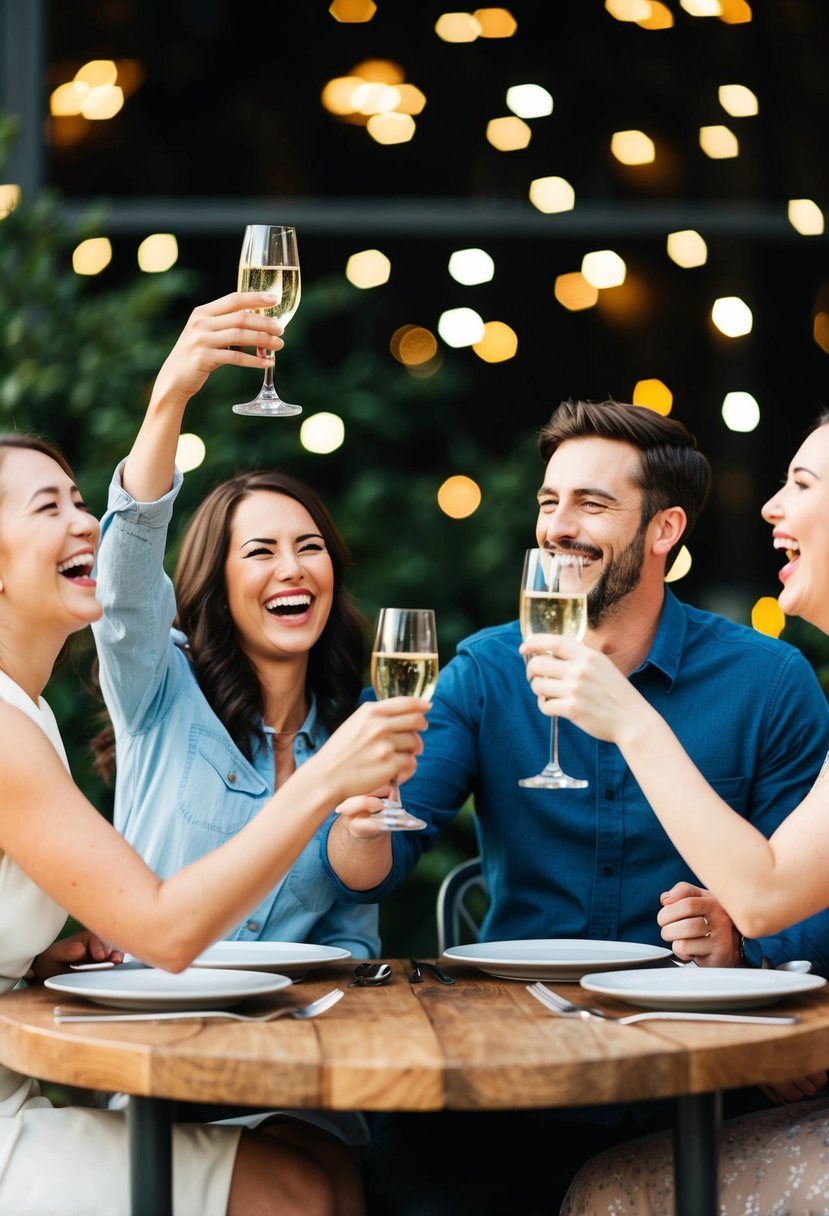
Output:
[260, 348, 275, 394]
[550, 716, 560, 769]
[386, 776, 402, 809]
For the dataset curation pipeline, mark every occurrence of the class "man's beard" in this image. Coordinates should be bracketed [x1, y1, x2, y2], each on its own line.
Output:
[585, 519, 648, 629]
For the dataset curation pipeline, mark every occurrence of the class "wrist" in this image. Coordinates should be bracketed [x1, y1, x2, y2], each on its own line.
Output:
[738, 935, 759, 968]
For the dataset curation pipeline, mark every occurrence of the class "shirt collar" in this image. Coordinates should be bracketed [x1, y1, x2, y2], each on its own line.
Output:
[262, 692, 323, 746]
[629, 588, 686, 688]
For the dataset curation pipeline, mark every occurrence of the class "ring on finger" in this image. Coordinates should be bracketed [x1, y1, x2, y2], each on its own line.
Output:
[702, 914, 711, 938]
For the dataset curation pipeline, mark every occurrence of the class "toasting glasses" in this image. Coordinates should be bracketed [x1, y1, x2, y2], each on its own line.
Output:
[233, 224, 302, 417]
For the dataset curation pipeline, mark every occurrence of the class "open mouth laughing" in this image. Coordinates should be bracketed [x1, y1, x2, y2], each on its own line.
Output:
[264, 591, 314, 619]
[57, 551, 95, 581]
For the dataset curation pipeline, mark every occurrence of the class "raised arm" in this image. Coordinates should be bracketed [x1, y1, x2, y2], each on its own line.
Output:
[0, 696, 427, 973]
[523, 635, 829, 939]
[122, 293, 283, 502]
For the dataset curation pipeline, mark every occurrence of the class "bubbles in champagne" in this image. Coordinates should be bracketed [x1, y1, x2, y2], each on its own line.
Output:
[239, 265, 301, 326]
[371, 652, 439, 700]
[519, 591, 587, 641]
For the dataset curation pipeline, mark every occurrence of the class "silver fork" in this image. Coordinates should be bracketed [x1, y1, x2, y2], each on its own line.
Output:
[525, 982, 798, 1025]
[53, 988, 344, 1024]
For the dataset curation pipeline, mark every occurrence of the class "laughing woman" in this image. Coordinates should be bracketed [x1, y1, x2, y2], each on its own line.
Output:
[0, 431, 427, 1216]
[520, 413, 829, 1216]
[92, 294, 381, 958]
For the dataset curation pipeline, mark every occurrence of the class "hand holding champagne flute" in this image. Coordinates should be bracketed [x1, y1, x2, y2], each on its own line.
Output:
[519, 548, 589, 789]
[233, 224, 302, 417]
[371, 608, 438, 831]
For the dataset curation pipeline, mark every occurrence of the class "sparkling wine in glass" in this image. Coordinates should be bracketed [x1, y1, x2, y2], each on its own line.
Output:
[519, 548, 589, 790]
[233, 224, 302, 417]
[370, 608, 438, 831]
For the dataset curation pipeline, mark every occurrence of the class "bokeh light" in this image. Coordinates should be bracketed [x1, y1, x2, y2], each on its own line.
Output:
[610, 130, 655, 165]
[605, 0, 652, 19]
[486, 116, 531, 151]
[472, 321, 518, 362]
[814, 312, 829, 354]
[437, 307, 486, 347]
[435, 12, 482, 42]
[633, 379, 673, 414]
[752, 596, 785, 638]
[554, 272, 599, 311]
[473, 8, 517, 37]
[329, 0, 377, 20]
[718, 0, 752, 20]
[681, 0, 722, 14]
[72, 237, 112, 275]
[699, 125, 739, 158]
[506, 84, 552, 118]
[0, 184, 20, 219]
[390, 325, 439, 366]
[346, 249, 391, 288]
[718, 83, 758, 116]
[665, 545, 692, 583]
[75, 59, 118, 88]
[437, 475, 482, 518]
[637, 2, 674, 28]
[666, 229, 708, 268]
[581, 250, 627, 289]
[175, 433, 206, 474]
[367, 112, 416, 144]
[137, 233, 178, 272]
[711, 296, 753, 337]
[300, 412, 346, 454]
[721, 390, 760, 432]
[788, 199, 825, 236]
[448, 248, 495, 285]
[529, 176, 575, 214]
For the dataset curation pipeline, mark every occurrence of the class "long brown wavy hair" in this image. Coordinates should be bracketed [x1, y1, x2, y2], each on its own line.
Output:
[94, 470, 366, 776]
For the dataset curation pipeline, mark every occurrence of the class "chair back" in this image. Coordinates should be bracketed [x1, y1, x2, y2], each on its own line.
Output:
[436, 856, 488, 956]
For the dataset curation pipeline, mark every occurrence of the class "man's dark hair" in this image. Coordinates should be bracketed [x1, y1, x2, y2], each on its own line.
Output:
[538, 399, 712, 542]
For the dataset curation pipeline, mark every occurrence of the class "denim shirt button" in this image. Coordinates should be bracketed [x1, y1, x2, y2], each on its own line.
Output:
[246, 920, 258, 932]
[227, 772, 237, 783]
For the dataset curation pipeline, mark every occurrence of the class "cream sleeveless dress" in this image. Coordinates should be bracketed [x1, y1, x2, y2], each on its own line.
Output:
[0, 670, 239, 1216]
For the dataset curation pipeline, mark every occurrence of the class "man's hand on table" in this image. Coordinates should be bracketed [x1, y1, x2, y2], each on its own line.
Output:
[26, 930, 124, 982]
[657, 881, 741, 967]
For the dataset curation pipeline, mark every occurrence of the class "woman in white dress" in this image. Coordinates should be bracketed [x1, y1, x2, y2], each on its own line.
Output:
[0, 428, 428, 1216]
[520, 416, 829, 1214]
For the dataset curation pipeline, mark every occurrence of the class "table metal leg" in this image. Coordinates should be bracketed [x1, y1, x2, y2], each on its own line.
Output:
[127, 1096, 175, 1216]
[674, 1091, 722, 1216]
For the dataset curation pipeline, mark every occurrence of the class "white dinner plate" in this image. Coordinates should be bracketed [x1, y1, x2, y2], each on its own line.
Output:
[45, 967, 293, 1011]
[441, 939, 672, 981]
[190, 941, 352, 974]
[580, 967, 827, 1011]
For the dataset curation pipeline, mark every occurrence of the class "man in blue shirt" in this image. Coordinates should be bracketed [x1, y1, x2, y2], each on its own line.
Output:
[326, 399, 829, 1214]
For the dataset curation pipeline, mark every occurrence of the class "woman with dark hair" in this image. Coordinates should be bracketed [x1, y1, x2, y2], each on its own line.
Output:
[93, 294, 382, 957]
[0, 429, 427, 1215]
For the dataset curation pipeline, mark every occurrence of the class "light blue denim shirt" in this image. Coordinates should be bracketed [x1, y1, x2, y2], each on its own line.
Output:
[91, 463, 379, 957]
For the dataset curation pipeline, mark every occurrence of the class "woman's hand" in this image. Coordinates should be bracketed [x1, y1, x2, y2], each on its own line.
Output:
[26, 930, 124, 983]
[520, 635, 644, 744]
[311, 697, 430, 807]
[656, 882, 740, 966]
[149, 293, 285, 413]
[335, 791, 396, 838]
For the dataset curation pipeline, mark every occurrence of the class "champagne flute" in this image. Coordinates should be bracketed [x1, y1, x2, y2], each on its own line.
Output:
[370, 608, 438, 831]
[519, 548, 589, 789]
[233, 224, 302, 417]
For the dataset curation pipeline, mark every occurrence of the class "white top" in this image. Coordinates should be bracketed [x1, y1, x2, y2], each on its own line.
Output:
[0, 670, 69, 1115]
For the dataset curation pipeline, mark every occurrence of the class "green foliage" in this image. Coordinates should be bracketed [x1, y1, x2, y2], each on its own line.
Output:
[0, 119, 546, 953]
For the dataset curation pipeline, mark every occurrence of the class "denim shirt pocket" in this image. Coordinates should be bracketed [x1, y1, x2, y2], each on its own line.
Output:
[177, 725, 269, 839]
[286, 815, 338, 915]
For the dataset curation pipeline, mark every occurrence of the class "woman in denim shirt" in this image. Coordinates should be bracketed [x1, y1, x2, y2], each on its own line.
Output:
[92, 294, 383, 957]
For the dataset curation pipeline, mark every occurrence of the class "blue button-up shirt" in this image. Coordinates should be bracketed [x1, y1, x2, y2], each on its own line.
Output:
[92, 465, 380, 957]
[325, 592, 829, 971]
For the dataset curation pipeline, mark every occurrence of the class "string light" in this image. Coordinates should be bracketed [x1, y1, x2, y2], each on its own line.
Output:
[345, 249, 391, 288]
[137, 234, 178, 272]
[581, 250, 627, 289]
[718, 84, 758, 117]
[788, 200, 825, 236]
[666, 230, 708, 268]
[752, 597, 785, 638]
[300, 412, 345, 454]
[438, 307, 485, 347]
[711, 297, 753, 337]
[472, 321, 518, 362]
[438, 475, 482, 518]
[721, 391, 760, 431]
[529, 176, 575, 214]
[72, 237, 112, 275]
[506, 84, 552, 118]
[448, 248, 495, 285]
[175, 433, 205, 474]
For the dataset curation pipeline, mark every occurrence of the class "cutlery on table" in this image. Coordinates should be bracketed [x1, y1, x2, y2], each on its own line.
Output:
[52, 988, 344, 1024]
[408, 958, 455, 985]
[347, 963, 392, 987]
[525, 982, 799, 1026]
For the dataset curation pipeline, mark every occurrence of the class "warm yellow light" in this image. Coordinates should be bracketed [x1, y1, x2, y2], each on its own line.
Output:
[554, 272, 599, 311]
[595, 274, 652, 328]
[788, 199, 825, 237]
[814, 312, 829, 355]
[321, 76, 365, 115]
[345, 249, 391, 288]
[718, 0, 752, 21]
[473, 321, 518, 363]
[81, 84, 124, 120]
[665, 545, 692, 583]
[352, 82, 402, 115]
[680, 0, 721, 14]
[137, 233, 178, 273]
[72, 237, 112, 276]
[395, 84, 427, 115]
[448, 248, 495, 285]
[610, 129, 655, 166]
[175, 433, 206, 474]
[637, 1, 674, 28]
[528, 175, 575, 214]
[435, 12, 482, 41]
[581, 250, 627, 290]
[300, 412, 346, 454]
[366, 112, 415, 144]
[666, 229, 708, 268]
[605, 0, 652, 20]
[50, 81, 89, 116]
[486, 116, 531, 151]
[352, 59, 405, 84]
[390, 326, 439, 366]
[633, 379, 673, 415]
[712, 296, 753, 337]
[473, 7, 517, 36]
[722, 391, 760, 432]
[751, 596, 785, 638]
[506, 84, 552, 119]
[75, 59, 118, 88]
[437, 475, 482, 518]
[699, 125, 739, 158]
[329, 0, 377, 21]
[438, 307, 485, 348]
[718, 84, 758, 117]
[0, 183, 21, 219]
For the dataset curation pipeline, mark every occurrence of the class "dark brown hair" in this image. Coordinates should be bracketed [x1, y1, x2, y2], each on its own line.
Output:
[538, 399, 712, 545]
[0, 432, 75, 483]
